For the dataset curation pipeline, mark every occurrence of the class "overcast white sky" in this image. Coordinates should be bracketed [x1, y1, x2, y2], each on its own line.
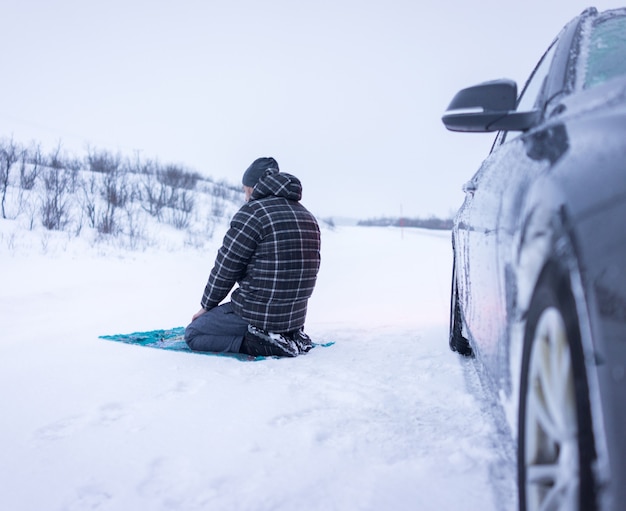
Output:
[1, 0, 624, 219]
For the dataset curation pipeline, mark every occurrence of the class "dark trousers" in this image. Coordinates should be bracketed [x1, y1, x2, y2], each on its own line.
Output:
[184, 302, 248, 353]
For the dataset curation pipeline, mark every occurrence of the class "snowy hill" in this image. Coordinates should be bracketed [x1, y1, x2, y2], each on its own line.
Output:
[0, 139, 243, 254]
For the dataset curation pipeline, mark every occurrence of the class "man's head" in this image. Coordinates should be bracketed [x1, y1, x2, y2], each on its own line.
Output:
[242, 157, 279, 188]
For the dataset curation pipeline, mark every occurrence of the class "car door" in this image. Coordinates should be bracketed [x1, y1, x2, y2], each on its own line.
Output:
[458, 39, 563, 372]
[458, 141, 522, 365]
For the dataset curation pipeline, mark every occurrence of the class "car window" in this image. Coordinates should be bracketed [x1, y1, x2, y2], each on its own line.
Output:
[516, 41, 558, 113]
[490, 41, 558, 150]
[584, 15, 626, 88]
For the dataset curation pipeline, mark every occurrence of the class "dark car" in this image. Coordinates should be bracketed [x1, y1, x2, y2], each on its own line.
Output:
[442, 7, 626, 511]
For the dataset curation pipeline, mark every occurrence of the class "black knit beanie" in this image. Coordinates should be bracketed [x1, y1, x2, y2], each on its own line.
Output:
[242, 157, 279, 187]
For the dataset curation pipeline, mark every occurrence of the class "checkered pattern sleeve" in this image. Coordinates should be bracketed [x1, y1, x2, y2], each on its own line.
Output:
[200, 208, 261, 310]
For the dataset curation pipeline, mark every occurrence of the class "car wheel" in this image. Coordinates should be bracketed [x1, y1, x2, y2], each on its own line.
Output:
[518, 268, 596, 511]
[449, 259, 473, 357]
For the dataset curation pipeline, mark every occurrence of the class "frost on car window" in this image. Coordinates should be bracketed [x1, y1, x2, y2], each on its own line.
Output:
[584, 16, 626, 89]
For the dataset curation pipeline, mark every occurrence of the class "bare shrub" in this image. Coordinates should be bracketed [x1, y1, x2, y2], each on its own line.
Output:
[40, 167, 71, 230]
[158, 164, 199, 190]
[19, 144, 42, 190]
[214, 178, 243, 203]
[166, 189, 195, 229]
[124, 206, 146, 250]
[80, 172, 99, 229]
[0, 137, 22, 219]
[97, 167, 128, 235]
[46, 142, 65, 170]
[140, 169, 167, 219]
[211, 195, 226, 218]
[7, 231, 17, 251]
[87, 148, 122, 174]
[97, 210, 116, 235]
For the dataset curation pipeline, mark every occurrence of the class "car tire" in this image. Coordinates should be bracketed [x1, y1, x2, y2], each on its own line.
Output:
[518, 266, 596, 511]
[449, 259, 473, 357]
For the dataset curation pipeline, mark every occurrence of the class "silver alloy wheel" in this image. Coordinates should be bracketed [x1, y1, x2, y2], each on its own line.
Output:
[524, 307, 580, 511]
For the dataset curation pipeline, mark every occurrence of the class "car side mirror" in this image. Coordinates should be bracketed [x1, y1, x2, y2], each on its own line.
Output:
[442, 79, 540, 132]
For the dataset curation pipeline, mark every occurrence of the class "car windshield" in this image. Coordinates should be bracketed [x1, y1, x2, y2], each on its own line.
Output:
[584, 14, 626, 89]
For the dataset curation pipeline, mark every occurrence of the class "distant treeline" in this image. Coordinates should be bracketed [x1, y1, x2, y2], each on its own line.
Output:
[357, 216, 453, 230]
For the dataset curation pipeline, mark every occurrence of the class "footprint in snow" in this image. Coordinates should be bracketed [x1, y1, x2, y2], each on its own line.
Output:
[158, 379, 206, 399]
[34, 415, 85, 441]
[59, 484, 112, 511]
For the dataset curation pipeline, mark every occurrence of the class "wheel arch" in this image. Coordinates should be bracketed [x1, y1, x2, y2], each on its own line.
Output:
[513, 204, 611, 508]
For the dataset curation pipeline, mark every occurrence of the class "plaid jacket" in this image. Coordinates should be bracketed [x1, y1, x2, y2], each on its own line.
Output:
[200, 170, 321, 333]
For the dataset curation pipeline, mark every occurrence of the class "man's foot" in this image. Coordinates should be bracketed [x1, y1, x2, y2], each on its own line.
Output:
[240, 325, 299, 358]
[291, 329, 313, 354]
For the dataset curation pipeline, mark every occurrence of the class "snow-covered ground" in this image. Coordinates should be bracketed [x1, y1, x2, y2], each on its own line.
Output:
[0, 224, 516, 511]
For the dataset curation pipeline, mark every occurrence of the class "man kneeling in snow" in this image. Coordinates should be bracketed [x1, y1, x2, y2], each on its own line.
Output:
[185, 157, 321, 357]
